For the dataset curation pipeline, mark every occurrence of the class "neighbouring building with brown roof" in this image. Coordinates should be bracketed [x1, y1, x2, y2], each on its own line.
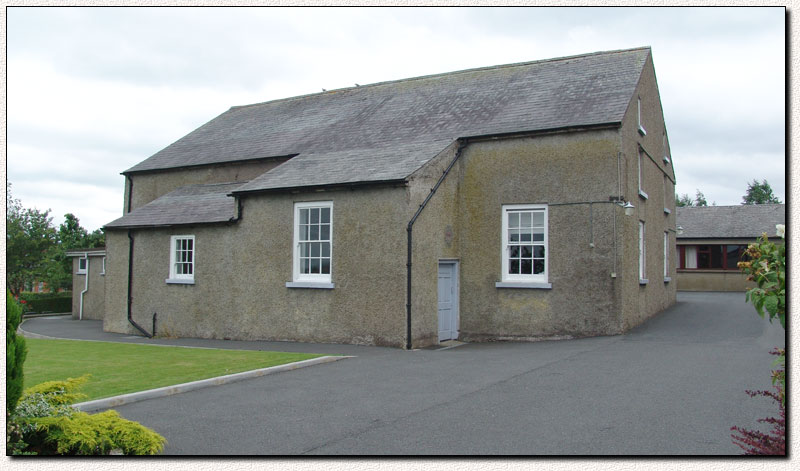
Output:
[101, 47, 677, 348]
[676, 204, 785, 292]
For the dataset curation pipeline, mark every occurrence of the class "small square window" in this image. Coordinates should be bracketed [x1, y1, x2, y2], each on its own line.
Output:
[77, 257, 88, 274]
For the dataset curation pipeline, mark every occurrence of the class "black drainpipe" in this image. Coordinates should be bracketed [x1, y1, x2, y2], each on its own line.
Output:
[127, 230, 152, 338]
[405, 139, 467, 350]
[126, 176, 133, 213]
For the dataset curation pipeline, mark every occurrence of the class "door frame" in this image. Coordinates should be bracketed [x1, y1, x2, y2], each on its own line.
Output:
[438, 259, 460, 342]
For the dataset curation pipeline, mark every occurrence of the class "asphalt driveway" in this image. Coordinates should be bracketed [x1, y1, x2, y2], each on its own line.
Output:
[21, 291, 785, 455]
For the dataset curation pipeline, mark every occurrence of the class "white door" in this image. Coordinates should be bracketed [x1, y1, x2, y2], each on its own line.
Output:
[438, 261, 459, 342]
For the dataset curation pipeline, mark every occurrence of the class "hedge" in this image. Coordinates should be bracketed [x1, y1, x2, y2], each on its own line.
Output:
[20, 293, 72, 314]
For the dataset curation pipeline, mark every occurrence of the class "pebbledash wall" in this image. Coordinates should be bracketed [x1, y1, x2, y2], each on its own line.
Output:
[68, 249, 106, 320]
[103, 52, 676, 348]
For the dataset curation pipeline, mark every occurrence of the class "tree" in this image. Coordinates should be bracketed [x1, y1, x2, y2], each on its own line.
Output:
[742, 179, 782, 205]
[675, 193, 693, 207]
[675, 190, 708, 207]
[48, 214, 103, 291]
[6, 197, 58, 296]
[694, 190, 708, 207]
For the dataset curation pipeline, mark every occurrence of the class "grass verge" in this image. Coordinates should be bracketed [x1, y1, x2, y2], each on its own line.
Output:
[23, 338, 324, 401]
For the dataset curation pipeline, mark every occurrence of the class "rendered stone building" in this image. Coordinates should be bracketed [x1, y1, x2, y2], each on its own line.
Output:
[66, 247, 106, 320]
[676, 204, 785, 292]
[103, 47, 677, 348]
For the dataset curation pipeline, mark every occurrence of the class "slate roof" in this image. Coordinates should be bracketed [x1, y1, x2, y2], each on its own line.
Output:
[124, 47, 651, 192]
[105, 182, 243, 229]
[676, 204, 785, 239]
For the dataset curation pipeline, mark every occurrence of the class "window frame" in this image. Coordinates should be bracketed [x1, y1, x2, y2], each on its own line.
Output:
[291, 201, 334, 286]
[679, 244, 748, 271]
[499, 204, 549, 286]
[637, 96, 647, 136]
[663, 232, 671, 282]
[167, 235, 195, 284]
[101, 257, 106, 276]
[77, 257, 88, 275]
[639, 220, 648, 284]
[638, 149, 648, 199]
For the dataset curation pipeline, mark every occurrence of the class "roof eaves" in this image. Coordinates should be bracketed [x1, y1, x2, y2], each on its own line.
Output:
[104, 220, 236, 231]
[229, 178, 408, 197]
[122, 153, 298, 176]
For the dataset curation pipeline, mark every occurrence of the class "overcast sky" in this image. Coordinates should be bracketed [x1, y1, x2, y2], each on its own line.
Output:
[6, 6, 786, 231]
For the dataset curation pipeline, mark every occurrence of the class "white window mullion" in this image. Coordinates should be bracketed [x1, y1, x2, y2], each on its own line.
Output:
[293, 201, 333, 284]
[168, 235, 195, 283]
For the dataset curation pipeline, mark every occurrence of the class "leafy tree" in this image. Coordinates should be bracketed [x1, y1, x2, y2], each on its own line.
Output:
[6, 196, 58, 296]
[694, 190, 708, 207]
[742, 179, 782, 204]
[48, 214, 105, 291]
[675, 193, 693, 207]
[676, 190, 708, 207]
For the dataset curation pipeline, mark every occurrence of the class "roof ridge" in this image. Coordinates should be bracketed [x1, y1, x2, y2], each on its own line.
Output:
[229, 46, 652, 112]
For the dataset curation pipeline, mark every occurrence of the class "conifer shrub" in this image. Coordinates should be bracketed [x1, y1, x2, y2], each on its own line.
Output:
[10, 374, 167, 455]
[7, 290, 27, 412]
[26, 410, 166, 455]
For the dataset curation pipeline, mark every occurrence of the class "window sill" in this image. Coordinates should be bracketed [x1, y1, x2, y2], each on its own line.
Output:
[286, 282, 335, 289]
[639, 278, 649, 285]
[75, 272, 87, 275]
[638, 125, 647, 136]
[664, 277, 672, 283]
[166, 278, 195, 285]
[495, 281, 552, 289]
[663, 208, 671, 214]
[663, 156, 670, 164]
[638, 190, 648, 200]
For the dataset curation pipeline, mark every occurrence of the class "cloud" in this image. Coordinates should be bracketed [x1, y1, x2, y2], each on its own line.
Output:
[5, 6, 786, 231]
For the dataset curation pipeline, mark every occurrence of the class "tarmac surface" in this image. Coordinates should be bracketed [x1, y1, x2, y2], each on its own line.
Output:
[20, 291, 786, 455]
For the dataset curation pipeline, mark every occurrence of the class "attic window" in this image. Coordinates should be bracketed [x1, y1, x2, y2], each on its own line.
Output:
[662, 132, 670, 164]
[637, 97, 646, 136]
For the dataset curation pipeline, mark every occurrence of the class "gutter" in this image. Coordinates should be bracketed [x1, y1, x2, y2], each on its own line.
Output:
[127, 230, 152, 338]
[78, 252, 89, 320]
[405, 139, 467, 350]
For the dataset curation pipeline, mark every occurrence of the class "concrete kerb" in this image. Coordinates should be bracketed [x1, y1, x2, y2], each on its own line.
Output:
[72, 355, 353, 413]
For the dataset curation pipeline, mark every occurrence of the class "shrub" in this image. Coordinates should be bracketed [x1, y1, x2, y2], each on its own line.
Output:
[730, 387, 785, 455]
[19, 292, 72, 314]
[23, 375, 89, 405]
[26, 410, 166, 455]
[738, 227, 785, 329]
[10, 374, 166, 455]
[7, 290, 27, 412]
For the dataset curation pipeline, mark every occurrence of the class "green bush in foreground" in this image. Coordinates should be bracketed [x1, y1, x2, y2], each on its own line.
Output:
[27, 410, 166, 455]
[8, 375, 166, 455]
[7, 290, 27, 412]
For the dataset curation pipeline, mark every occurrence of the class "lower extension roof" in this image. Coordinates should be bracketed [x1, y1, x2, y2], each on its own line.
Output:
[676, 204, 786, 240]
[105, 182, 243, 229]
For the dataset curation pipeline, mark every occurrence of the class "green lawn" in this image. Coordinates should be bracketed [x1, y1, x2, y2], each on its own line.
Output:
[23, 338, 324, 401]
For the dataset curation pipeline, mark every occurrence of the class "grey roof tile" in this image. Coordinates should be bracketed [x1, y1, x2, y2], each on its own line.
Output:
[105, 182, 243, 229]
[125, 47, 651, 192]
[676, 204, 785, 239]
